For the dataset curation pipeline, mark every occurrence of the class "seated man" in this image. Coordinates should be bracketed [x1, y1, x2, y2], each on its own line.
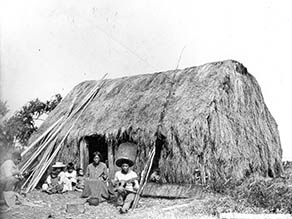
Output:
[113, 158, 139, 214]
[0, 151, 22, 192]
[0, 151, 24, 209]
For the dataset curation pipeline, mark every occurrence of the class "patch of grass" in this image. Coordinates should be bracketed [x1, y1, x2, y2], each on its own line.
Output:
[207, 170, 292, 214]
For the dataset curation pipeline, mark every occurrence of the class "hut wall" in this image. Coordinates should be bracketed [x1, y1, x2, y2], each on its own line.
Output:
[159, 61, 282, 184]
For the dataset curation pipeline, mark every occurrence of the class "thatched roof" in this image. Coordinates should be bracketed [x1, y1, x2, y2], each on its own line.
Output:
[29, 60, 283, 184]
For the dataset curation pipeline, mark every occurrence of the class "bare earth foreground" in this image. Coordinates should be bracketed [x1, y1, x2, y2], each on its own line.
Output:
[0, 189, 270, 219]
[0, 190, 224, 219]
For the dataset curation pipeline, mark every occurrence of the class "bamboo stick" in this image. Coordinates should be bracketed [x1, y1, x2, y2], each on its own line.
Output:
[21, 116, 64, 157]
[67, 96, 77, 117]
[140, 147, 156, 189]
[20, 120, 66, 173]
[132, 146, 156, 209]
[24, 139, 57, 192]
[67, 74, 107, 116]
[21, 76, 105, 173]
[24, 74, 107, 192]
[26, 129, 72, 192]
[25, 139, 57, 189]
[27, 94, 94, 191]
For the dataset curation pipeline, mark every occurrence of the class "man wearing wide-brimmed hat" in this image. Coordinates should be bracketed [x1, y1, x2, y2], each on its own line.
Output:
[113, 157, 139, 214]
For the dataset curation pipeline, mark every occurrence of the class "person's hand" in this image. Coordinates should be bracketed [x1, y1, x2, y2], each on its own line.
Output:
[119, 180, 126, 187]
[117, 186, 124, 193]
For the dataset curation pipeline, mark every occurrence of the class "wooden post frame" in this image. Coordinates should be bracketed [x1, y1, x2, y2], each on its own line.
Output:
[107, 138, 115, 179]
[79, 137, 89, 171]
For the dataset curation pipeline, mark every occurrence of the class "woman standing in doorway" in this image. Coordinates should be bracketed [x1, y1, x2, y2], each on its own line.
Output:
[81, 152, 109, 203]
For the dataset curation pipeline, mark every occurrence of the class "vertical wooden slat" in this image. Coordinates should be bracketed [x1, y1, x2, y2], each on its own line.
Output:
[201, 163, 206, 185]
[80, 138, 89, 171]
[107, 138, 115, 179]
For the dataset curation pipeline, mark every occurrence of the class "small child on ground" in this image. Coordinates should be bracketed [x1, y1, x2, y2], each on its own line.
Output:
[42, 162, 70, 194]
[64, 162, 77, 191]
[75, 168, 85, 192]
[42, 169, 64, 194]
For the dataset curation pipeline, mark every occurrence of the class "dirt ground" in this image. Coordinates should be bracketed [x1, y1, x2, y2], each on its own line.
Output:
[1, 189, 268, 219]
[0, 190, 223, 219]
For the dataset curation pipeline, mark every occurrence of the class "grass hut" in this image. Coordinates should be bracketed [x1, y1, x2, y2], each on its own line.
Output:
[25, 60, 283, 186]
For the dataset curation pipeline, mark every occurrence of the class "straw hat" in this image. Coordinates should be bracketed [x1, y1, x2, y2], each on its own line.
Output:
[52, 161, 66, 168]
[115, 157, 134, 167]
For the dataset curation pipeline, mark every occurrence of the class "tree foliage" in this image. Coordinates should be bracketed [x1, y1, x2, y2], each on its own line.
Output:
[0, 101, 12, 149]
[0, 94, 62, 148]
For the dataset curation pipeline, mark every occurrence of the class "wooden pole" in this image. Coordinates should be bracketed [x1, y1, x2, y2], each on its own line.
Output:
[20, 119, 66, 173]
[24, 75, 108, 191]
[21, 116, 63, 157]
[132, 146, 156, 209]
[79, 137, 86, 170]
[26, 129, 72, 192]
[107, 138, 115, 179]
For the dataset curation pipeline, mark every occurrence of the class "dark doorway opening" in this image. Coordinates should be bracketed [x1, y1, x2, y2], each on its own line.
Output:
[84, 135, 108, 165]
[151, 133, 166, 173]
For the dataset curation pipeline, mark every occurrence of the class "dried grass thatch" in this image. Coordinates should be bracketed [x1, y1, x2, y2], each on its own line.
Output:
[26, 60, 283, 184]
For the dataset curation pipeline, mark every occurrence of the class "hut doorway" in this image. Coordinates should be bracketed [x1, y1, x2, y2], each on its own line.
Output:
[79, 135, 108, 171]
[151, 135, 165, 173]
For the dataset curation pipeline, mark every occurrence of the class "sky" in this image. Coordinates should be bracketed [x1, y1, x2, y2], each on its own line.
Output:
[0, 0, 291, 160]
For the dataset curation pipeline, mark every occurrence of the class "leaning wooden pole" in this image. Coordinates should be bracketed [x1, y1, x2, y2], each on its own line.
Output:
[21, 116, 63, 157]
[132, 146, 156, 209]
[24, 74, 108, 192]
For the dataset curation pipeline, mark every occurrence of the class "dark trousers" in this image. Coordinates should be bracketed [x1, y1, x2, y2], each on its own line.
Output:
[117, 190, 135, 211]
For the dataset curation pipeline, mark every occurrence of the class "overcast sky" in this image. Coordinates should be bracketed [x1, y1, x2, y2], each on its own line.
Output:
[1, 0, 292, 160]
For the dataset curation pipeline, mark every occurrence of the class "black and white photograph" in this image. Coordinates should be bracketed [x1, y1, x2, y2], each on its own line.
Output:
[0, 0, 292, 218]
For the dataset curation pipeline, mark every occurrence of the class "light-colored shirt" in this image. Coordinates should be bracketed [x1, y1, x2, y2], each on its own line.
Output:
[45, 175, 60, 185]
[46, 171, 66, 185]
[64, 170, 77, 183]
[114, 170, 139, 191]
[0, 159, 20, 179]
[85, 162, 107, 180]
[45, 171, 72, 191]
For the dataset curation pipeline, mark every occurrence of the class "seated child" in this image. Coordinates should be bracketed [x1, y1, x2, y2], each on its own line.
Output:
[75, 168, 85, 192]
[113, 158, 139, 214]
[150, 168, 161, 183]
[42, 169, 64, 194]
[64, 162, 77, 191]
[42, 162, 70, 194]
